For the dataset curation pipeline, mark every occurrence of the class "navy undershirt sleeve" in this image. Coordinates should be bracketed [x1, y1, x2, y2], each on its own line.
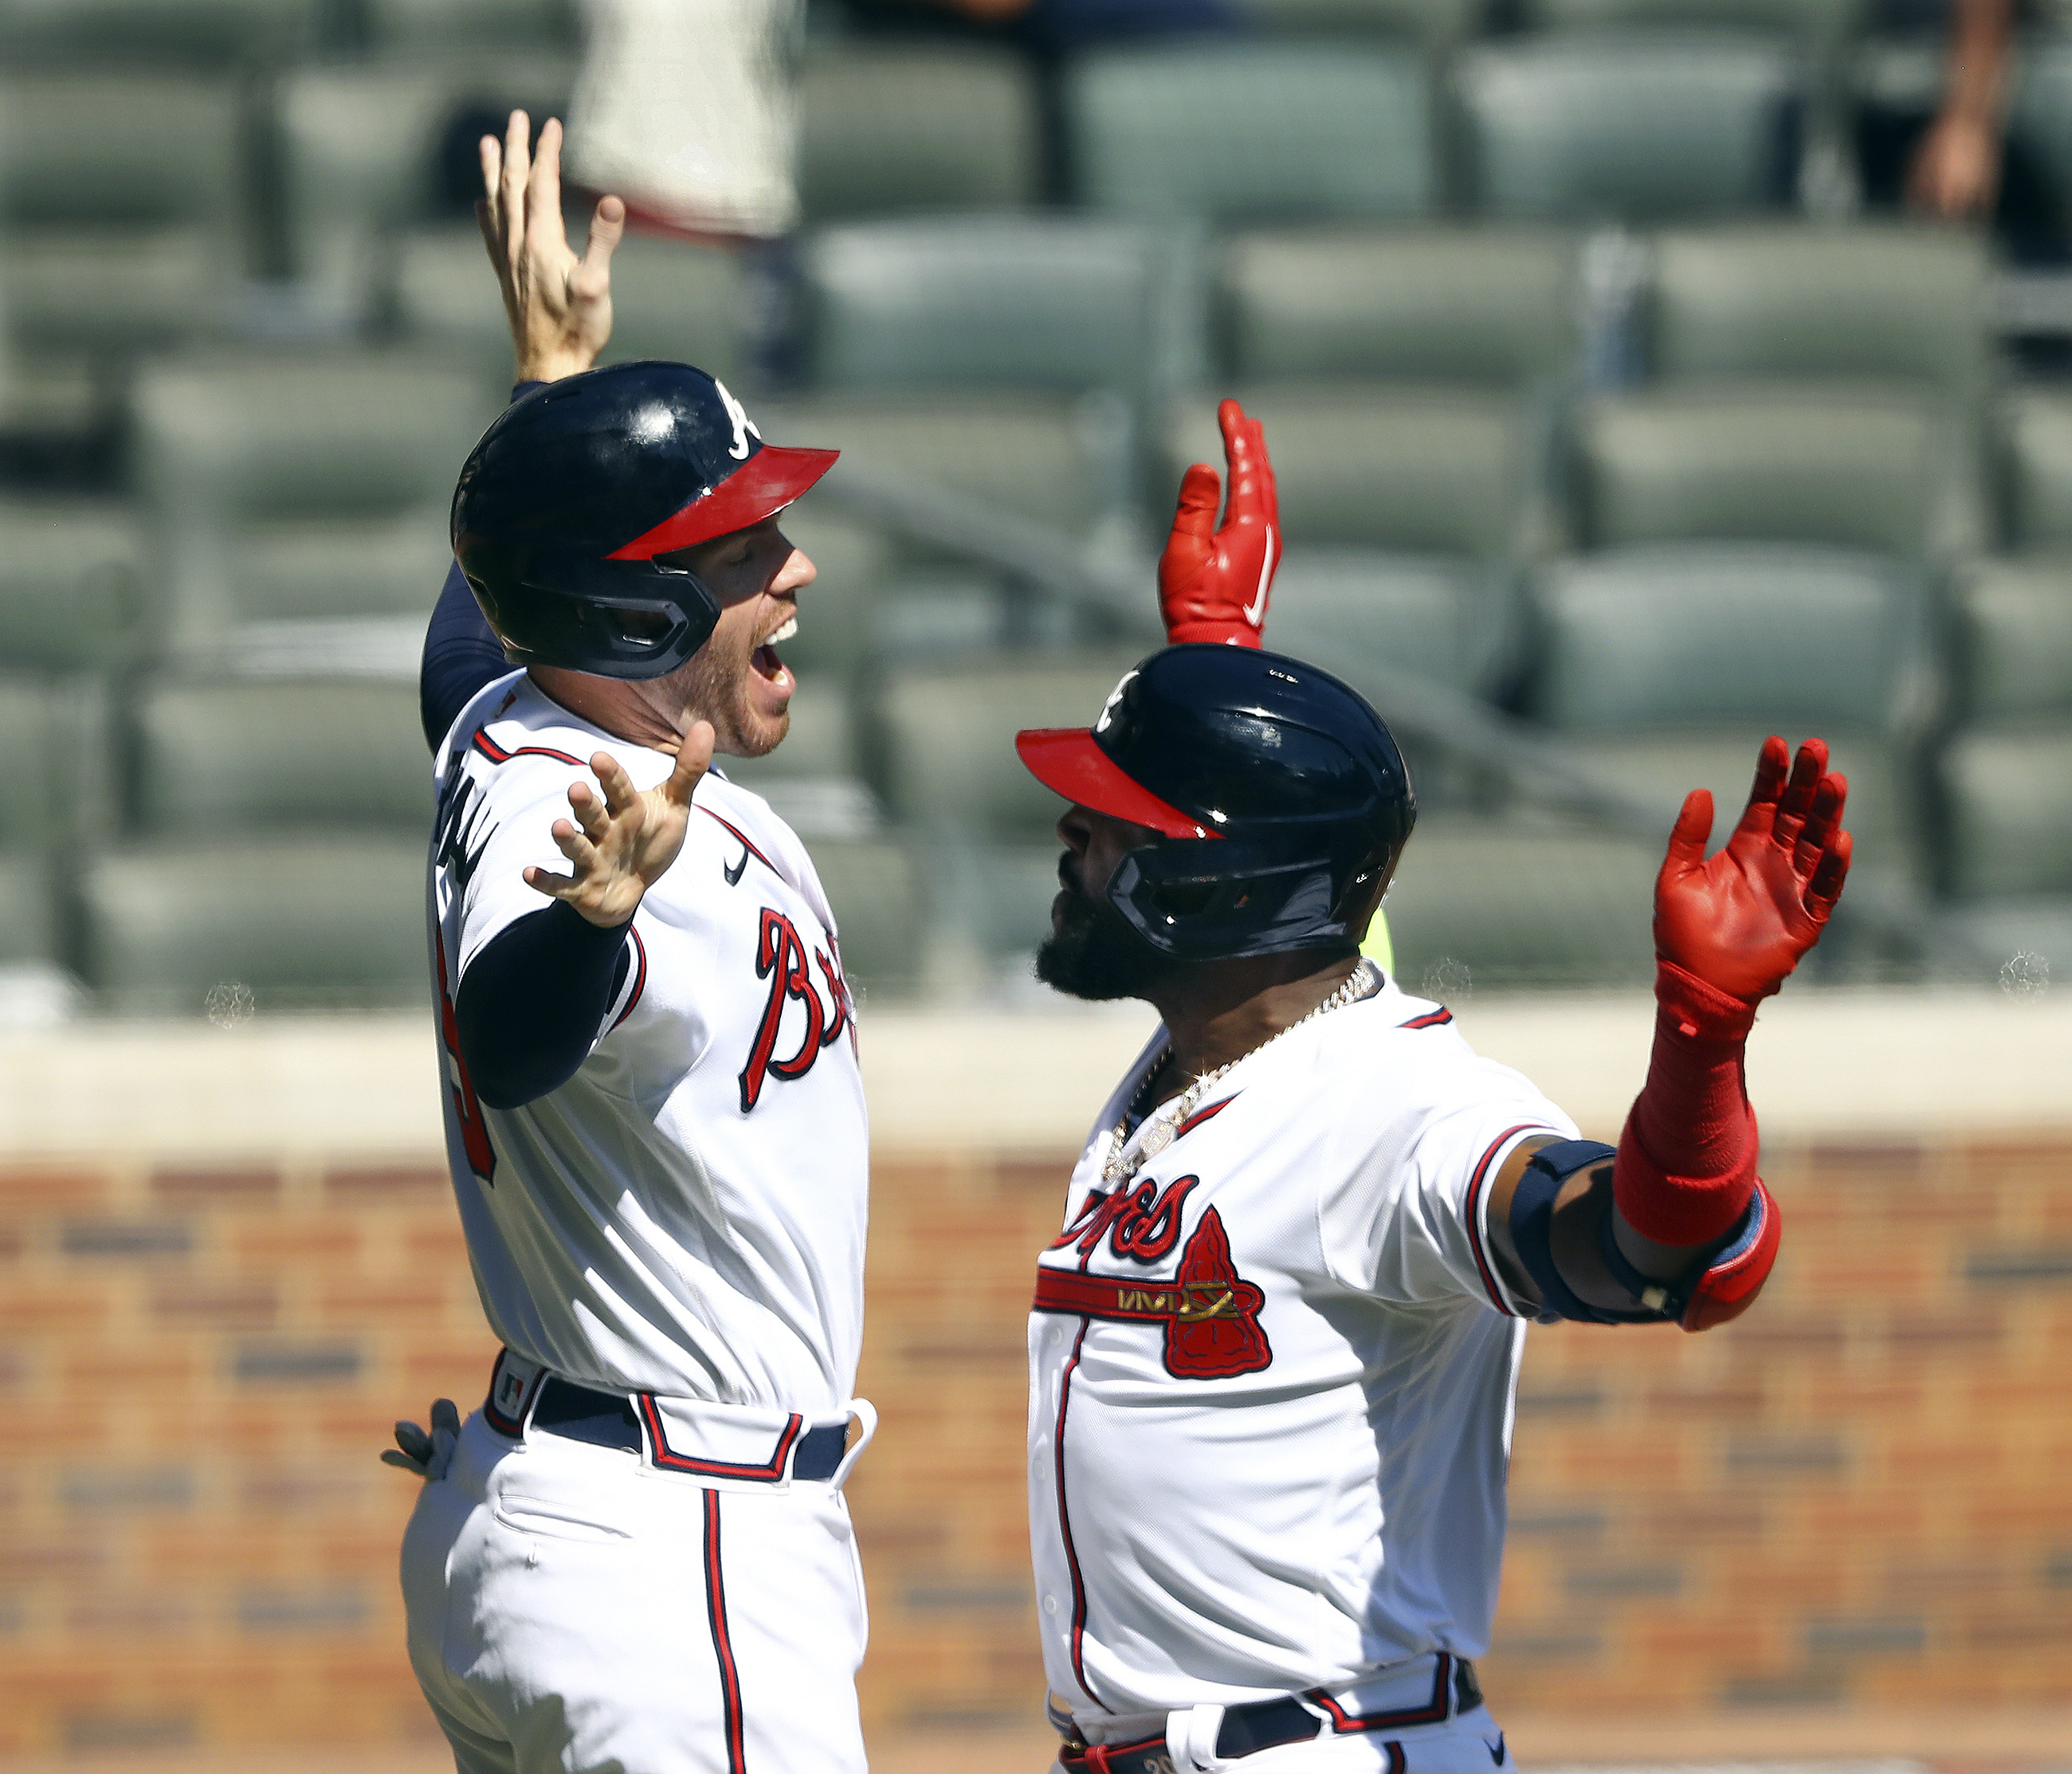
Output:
[418, 381, 544, 753]
[456, 901, 634, 1109]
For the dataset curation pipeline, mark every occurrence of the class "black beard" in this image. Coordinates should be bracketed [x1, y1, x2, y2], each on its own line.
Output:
[1034, 862, 1174, 1002]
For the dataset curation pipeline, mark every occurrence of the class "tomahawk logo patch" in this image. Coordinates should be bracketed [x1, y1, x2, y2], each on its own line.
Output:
[1164, 1207, 1271, 1379]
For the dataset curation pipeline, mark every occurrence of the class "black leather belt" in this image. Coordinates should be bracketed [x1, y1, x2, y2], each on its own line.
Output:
[1059, 1657, 1481, 1773]
[527, 1376, 850, 1482]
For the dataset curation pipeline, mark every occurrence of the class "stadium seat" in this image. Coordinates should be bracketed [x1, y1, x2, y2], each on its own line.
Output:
[1219, 226, 1580, 385]
[1995, 388, 2072, 551]
[1525, 544, 1933, 735]
[1516, 0, 1853, 43]
[1266, 551, 1515, 697]
[128, 351, 497, 650]
[762, 390, 1132, 542]
[359, 0, 577, 52]
[1454, 35, 1800, 222]
[1064, 43, 1434, 223]
[127, 677, 431, 837]
[1948, 558, 2072, 721]
[388, 224, 751, 387]
[0, 0, 324, 64]
[0, 851, 57, 969]
[2007, 40, 2072, 208]
[795, 835, 928, 1000]
[1569, 385, 1981, 555]
[799, 216, 1171, 394]
[1381, 811, 1661, 991]
[0, 499, 151, 671]
[1645, 224, 1991, 387]
[1938, 725, 2072, 899]
[797, 44, 1042, 222]
[79, 836, 430, 1013]
[274, 56, 575, 301]
[1164, 387, 1534, 555]
[1242, 0, 1481, 45]
[0, 675, 112, 854]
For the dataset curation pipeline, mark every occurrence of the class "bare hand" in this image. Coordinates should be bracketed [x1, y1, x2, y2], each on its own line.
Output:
[524, 722, 715, 927]
[477, 110, 625, 384]
[1653, 736, 1851, 1003]
[1907, 110, 2001, 218]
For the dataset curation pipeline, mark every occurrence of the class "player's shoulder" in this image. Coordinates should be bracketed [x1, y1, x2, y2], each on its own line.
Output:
[1335, 970, 1474, 1059]
[445, 676, 673, 799]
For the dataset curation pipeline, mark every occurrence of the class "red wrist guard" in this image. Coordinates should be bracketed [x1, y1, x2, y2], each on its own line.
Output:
[1615, 960, 1761, 1247]
[1163, 621, 1261, 648]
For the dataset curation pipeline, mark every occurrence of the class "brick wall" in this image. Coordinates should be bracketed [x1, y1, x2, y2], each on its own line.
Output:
[1, 1136, 2066, 1756]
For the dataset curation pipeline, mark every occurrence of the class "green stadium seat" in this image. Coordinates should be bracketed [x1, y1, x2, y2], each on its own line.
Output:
[0, 499, 151, 671]
[1526, 545, 1933, 735]
[0, 675, 113, 854]
[0, 0, 324, 64]
[1949, 558, 2072, 721]
[1938, 724, 2072, 899]
[1219, 226, 1580, 385]
[1064, 43, 1434, 223]
[2007, 41, 2072, 210]
[1165, 387, 1534, 555]
[762, 390, 1132, 541]
[129, 350, 496, 650]
[80, 836, 430, 1013]
[275, 55, 575, 301]
[1995, 388, 2072, 551]
[1571, 385, 1980, 555]
[359, 0, 576, 51]
[1454, 35, 1800, 222]
[798, 44, 1042, 222]
[1381, 811, 1661, 991]
[388, 224, 750, 387]
[0, 851, 58, 969]
[799, 216, 1169, 394]
[1646, 224, 1990, 387]
[128, 677, 431, 836]
[1242, 0, 1482, 45]
[795, 835, 928, 1001]
[1517, 0, 1854, 43]
[1264, 550, 1513, 697]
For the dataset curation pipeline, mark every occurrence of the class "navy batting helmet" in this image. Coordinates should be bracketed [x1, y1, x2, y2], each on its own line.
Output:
[1015, 645, 1415, 962]
[449, 361, 837, 680]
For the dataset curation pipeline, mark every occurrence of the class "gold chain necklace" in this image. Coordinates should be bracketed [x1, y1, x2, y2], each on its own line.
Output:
[1096, 961, 1377, 1187]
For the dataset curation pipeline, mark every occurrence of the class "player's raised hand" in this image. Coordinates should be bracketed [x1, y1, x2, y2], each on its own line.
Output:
[1653, 736, 1852, 1003]
[477, 109, 624, 385]
[1158, 398, 1280, 648]
[524, 720, 715, 927]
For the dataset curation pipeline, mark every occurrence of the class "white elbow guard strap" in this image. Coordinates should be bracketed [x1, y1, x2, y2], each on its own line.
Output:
[1512, 1140, 1783, 1331]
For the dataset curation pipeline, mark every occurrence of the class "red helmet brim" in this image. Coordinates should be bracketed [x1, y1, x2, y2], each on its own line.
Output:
[1013, 728, 1219, 840]
[606, 443, 840, 560]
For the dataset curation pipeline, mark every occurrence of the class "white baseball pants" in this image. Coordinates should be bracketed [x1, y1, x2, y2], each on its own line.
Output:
[402, 1408, 869, 1774]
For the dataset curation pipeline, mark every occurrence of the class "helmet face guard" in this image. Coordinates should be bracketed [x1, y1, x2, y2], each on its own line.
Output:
[1015, 645, 1416, 964]
[450, 363, 837, 682]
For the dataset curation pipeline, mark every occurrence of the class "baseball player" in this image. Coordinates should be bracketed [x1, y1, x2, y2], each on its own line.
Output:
[387, 112, 874, 1774]
[1012, 619, 1847, 1762]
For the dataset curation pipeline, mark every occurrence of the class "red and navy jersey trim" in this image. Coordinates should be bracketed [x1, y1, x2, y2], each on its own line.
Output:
[702, 1490, 748, 1774]
[701, 807, 776, 876]
[1175, 1095, 1236, 1137]
[1463, 1124, 1549, 1316]
[1399, 1007, 1454, 1030]
[609, 928, 648, 1032]
[470, 728, 587, 768]
[1053, 1321, 1109, 1713]
[1305, 1654, 1455, 1732]
[638, 1395, 804, 1480]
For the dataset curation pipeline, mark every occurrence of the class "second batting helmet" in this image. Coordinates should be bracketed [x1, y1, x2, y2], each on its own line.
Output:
[450, 361, 837, 680]
[1014, 645, 1416, 962]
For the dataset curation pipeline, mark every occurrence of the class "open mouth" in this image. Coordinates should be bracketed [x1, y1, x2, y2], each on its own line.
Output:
[752, 613, 798, 683]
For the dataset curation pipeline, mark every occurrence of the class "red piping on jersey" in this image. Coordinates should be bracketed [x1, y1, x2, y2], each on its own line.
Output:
[1463, 1124, 1544, 1316]
[638, 1395, 804, 1480]
[1305, 1654, 1454, 1731]
[1052, 1319, 1109, 1713]
[1175, 1095, 1235, 1137]
[1399, 1007, 1454, 1030]
[610, 928, 648, 1033]
[700, 806, 775, 874]
[470, 728, 587, 768]
[702, 1489, 748, 1774]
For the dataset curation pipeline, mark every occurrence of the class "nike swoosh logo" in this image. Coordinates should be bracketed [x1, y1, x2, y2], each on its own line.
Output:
[723, 847, 749, 887]
[1242, 524, 1277, 625]
[1485, 1733, 1506, 1764]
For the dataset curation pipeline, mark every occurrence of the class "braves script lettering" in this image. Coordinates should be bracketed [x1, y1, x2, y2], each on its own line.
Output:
[1051, 1175, 1199, 1265]
[739, 909, 846, 1112]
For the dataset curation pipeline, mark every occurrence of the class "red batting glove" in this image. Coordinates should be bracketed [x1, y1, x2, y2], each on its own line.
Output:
[1654, 736, 1853, 1010]
[1158, 398, 1280, 648]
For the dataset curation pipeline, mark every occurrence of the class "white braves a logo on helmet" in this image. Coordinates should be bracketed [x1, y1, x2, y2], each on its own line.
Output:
[1094, 670, 1137, 734]
[715, 379, 762, 461]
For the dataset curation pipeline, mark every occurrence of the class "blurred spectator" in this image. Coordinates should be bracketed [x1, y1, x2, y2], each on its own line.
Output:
[1858, 0, 2070, 263]
[567, 0, 804, 241]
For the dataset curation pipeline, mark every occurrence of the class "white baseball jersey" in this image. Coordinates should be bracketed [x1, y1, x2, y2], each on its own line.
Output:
[1027, 968, 1577, 1721]
[426, 670, 867, 1417]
